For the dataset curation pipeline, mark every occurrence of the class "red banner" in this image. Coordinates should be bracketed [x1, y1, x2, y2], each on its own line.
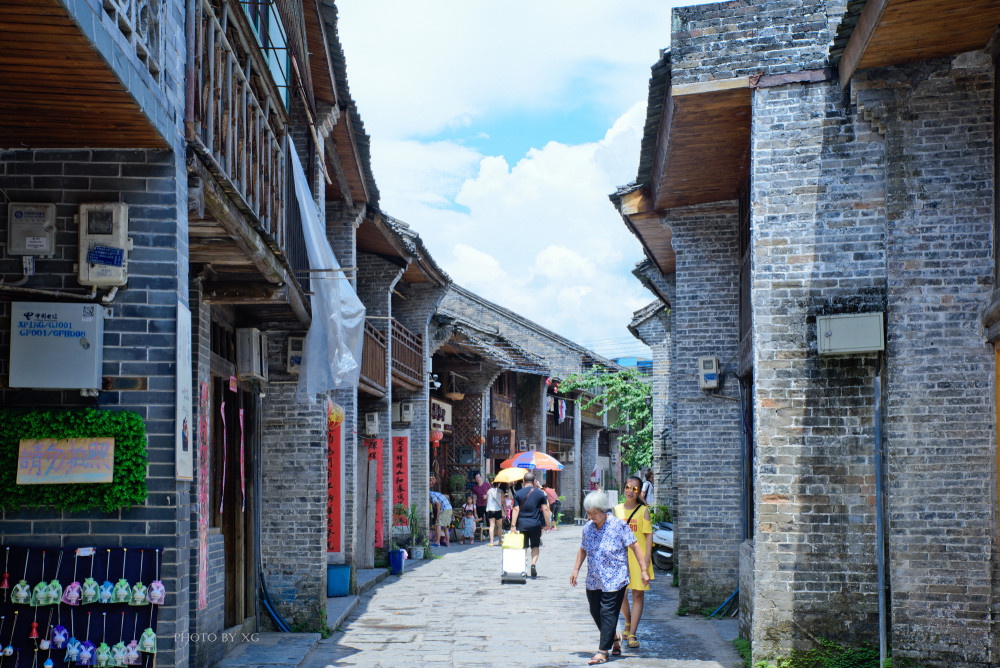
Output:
[392, 436, 409, 520]
[327, 400, 343, 552]
[366, 438, 384, 549]
[197, 381, 210, 610]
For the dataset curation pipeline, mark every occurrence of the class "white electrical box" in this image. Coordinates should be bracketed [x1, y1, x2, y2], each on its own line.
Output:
[364, 412, 379, 435]
[8, 203, 57, 256]
[697, 356, 719, 389]
[286, 336, 304, 374]
[78, 203, 132, 286]
[817, 312, 884, 355]
[9, 302, 105, 390]
[236, 328, 268, 381]
[391, 401, 414, 424]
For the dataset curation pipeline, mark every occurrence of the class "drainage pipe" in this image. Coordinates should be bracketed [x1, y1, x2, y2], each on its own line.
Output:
[874, 361, 887, 665]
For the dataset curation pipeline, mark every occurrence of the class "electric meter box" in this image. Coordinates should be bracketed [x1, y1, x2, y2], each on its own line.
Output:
[78, 203, 132, 286]
[9, 301, 105, 390]
[697, 356, 720, 390]
[7, 203, 57, 256]
[817, 312, 884, 355]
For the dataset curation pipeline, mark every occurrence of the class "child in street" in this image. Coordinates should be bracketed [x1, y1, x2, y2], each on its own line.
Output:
[462, 493, 478, 541]
[460, 508, 477, 544]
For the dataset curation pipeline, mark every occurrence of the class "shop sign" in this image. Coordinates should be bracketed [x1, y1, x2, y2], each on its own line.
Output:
[17, 438, 115, 484]
[485, 429, 514, 458]
[430, 398, 452, 432]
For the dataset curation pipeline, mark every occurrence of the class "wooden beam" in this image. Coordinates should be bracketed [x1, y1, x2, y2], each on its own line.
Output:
[672, 76, 751, 97]
[619, 188, 653, 217]
[201, 282, 283, 302]
[839, 0, 891, 88]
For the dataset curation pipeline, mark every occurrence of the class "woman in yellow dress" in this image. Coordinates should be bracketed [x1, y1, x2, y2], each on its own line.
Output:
[613, 474, 654, 648]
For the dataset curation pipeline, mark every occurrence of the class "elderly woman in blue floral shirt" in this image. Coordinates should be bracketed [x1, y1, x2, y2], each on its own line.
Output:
[570, 490, 650, 665]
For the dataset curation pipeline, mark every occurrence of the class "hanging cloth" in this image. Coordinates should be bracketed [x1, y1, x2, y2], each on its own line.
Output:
[289, 140, 366, 400]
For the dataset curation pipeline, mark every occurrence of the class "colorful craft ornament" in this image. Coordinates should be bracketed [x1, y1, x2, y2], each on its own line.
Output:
[94, 613, 112, 667]
[30, 552, 48, 606]
[50, 625, 67, 650]
[111, 613, 127, 667]
[79, 612, 96, 666]
[44, 659, 54, 668]
[100, 550, 114, 604]
[139, 627, 156, 654]
[82, 552, 99, 605]
[66, 612, 81, 662]
[63, 552, 81, 606]
[1, 546, 10, 598]
[124, 614, 141, 666]
[4, 610, 19, 655]
[12, 550, 30, 604]
[129, 551, 148, 606]
[29, 621, 39, 639]
[38, 609, 53, 651]
[45, 552, 63, 607]
[112, 549, 130, 603]
[148, 550, 165, 605]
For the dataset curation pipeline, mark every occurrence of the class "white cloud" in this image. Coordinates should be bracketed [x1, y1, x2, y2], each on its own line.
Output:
[333, 2, 695, 358]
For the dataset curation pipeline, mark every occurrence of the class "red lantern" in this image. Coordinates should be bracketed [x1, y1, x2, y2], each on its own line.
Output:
[430, 430, 443, 443]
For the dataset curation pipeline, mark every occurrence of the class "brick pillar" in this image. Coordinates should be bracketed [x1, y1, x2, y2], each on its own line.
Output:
[666, 201, 741, 612]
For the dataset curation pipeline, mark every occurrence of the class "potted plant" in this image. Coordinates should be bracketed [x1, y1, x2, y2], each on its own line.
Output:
[403, 504, 425, 560]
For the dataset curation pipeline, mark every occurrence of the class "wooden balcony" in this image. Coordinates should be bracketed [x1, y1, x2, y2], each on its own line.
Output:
[546, 411, 575, 444]
[359, 320, 387, 398]
[188, 0, 286, 239]
[580, 399, 605, 427]
[390, 319, 423, 392]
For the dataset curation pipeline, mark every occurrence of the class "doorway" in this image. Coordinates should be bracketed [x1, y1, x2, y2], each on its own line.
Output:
[210, 377, 257, 631]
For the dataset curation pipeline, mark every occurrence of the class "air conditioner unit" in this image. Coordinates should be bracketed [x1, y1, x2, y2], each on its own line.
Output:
[236, 328, 268, 382]
[391, 401, 414, 424]
[564, 450, 575, 464]
[364, 412, 379, 436]
[286, 336, 304, 375]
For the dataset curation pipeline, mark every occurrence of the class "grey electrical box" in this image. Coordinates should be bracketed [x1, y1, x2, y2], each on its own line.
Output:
[7, 203, 57, 256]
[816, 312, 884, 355]
[9, 302, 105, 389]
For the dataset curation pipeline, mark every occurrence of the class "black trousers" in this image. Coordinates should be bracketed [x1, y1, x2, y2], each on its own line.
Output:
[586, 586, 628, 651]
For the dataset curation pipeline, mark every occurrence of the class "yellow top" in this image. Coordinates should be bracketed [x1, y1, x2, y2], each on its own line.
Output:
[613, 502, 654, 590]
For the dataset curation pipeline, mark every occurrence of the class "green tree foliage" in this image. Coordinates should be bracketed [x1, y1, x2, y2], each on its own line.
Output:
[558, 367, 652, 473]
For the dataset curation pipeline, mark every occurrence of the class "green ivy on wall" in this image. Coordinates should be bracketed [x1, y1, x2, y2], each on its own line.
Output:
[0, 408, 148, 513]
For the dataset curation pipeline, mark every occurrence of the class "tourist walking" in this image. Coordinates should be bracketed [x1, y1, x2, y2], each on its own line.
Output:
[614, 475, 654, 648]
[485, 483, 504, 545]
[429, 477, 452, 547]
[510, 472, 550, 578]
[640, 469, 654, 506]
[472, 472, 491, 524]
[570, 490, 650, 665]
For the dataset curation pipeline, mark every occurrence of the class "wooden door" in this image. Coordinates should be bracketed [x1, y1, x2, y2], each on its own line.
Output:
[210, 379, 256, 629]
[356, 447, 378, 568]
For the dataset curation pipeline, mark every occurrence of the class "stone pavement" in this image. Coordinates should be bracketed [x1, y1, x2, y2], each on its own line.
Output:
[298, 528, 743, 668]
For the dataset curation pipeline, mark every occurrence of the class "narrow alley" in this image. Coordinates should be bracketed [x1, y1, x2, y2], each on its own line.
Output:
[299, 531, 740, 668]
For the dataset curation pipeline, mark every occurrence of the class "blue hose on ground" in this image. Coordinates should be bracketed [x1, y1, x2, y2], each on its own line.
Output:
[259, 570, 292, 632]
[708, 587, 739, 618]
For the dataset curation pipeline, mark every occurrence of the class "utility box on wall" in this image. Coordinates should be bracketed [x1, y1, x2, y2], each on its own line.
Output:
[9, 302, 105, 389]
[816, 312, 885, 355]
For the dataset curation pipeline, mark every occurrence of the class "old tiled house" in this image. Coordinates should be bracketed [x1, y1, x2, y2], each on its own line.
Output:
[615, 0, 1000, 665]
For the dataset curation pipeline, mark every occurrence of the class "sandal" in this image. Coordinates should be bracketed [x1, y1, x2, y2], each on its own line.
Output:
[611, 635, 621, 656]
[588, 650, 608, 665]
[627, 634, 639, 648]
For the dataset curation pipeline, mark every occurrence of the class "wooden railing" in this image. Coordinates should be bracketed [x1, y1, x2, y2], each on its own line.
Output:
[188, 0, 286, 242]
[360, 320, 387, 395]
[546, 412, 575, 443]
[581, 399, 604, 425]
[390, 319, 423, 388]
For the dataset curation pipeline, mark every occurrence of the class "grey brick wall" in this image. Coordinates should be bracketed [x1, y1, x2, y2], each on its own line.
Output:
[0, 146, 191, 667]
[872, 54, 995, 666]
[631, 300, 672, 513]
[580, 426, 601, 514]
[259, 364, 327, 631]
[670, 0, 846, 86]
[665, 202, 742, 610]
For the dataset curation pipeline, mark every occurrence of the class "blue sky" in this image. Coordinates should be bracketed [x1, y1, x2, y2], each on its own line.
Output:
[336, 1, 696, 359]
